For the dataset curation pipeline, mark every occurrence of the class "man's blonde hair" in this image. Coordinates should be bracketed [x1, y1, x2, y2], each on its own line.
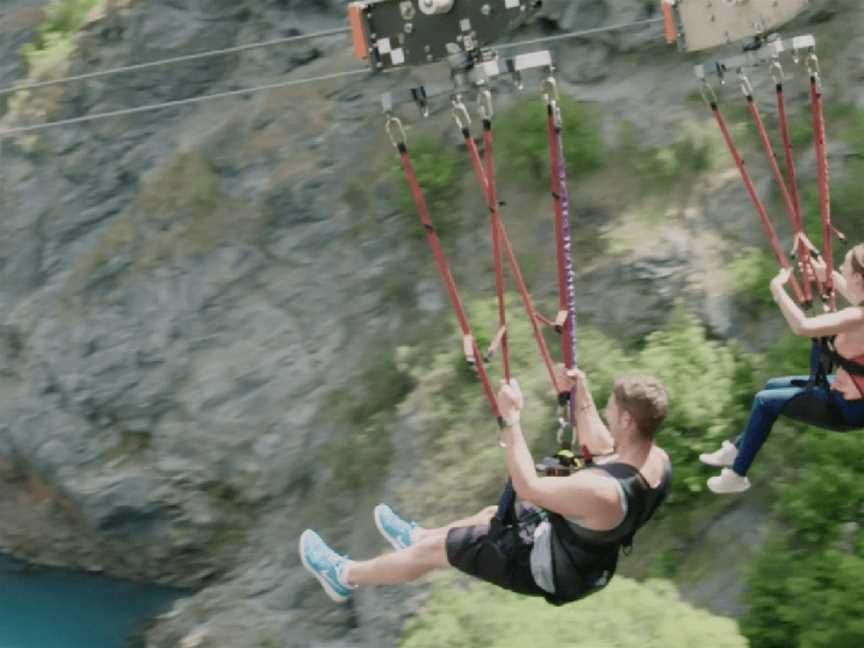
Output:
[612, 375, 668, 440]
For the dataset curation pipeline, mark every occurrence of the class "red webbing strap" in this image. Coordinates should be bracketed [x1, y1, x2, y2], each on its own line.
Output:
[497, 217, 561, 394]
[482, 119, 511, 382]
[776, 84, 827, 300]
[775, 85, 804, 234]
[774, 86, 816, 304]
[534, 312, 557, 328]
[459, 125, 510, 379]
[710, 102, 805, 303]
[461, 124, 561, 395]
[811, 75, 837, 311]
[397, 141, 502, 419]
[533, 311, 569, 331]
[746, 94, 810, 306]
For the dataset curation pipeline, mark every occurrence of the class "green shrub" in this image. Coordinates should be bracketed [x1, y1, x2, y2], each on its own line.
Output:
[635, 308, 758, 503]
[743, 429, 864, 648]
[741, 326, 864, 648]
[401, 574, 748, 648]
[615, 120, 715, 194]
[728, 247, 782, 315]
[21, 0, 99, 77]
[492, 95, 604, 185]
[393, 135, 467, 239]
[759, 332, 812, 380]
[796, 161, 864, 252]
[784, 104, 864, 249]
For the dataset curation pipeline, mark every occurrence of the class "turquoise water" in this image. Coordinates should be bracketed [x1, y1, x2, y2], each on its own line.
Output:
[0, 554, 184, 648]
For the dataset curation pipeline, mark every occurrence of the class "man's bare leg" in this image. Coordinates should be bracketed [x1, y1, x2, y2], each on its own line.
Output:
[346, 529, 449, 585]
[347, 506, 497, 586]
[410, 505, 498, 544]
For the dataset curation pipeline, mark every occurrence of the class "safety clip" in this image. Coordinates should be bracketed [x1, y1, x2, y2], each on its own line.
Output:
[451, 95, 472, 131]
[769, 58, 785, 86]
[505, 58, 524, 91]
[477, 88, 494, 122]
[541, 74, 560, 105]
[737, 69, 754, 99]
[806, 49, 822, 91]
[385, 113, 407, 149]
[699, 78, 718, 107]
[412, 87, 430, 118]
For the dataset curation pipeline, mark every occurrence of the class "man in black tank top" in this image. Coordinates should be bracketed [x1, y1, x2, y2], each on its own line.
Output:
[298, 370, 672, 606]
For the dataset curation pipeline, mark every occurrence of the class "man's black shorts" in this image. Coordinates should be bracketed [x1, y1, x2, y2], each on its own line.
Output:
[445, 513, 547, 597]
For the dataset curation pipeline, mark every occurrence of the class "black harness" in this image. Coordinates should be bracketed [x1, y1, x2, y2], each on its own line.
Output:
[493, 462, 671, 606]
[780, 338, 864, 432]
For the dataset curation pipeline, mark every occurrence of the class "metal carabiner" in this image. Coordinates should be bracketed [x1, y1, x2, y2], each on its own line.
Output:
[737, 69, 754, 99]
[385, 114, 407, 149]
[477, 88, 494, 122]
[699, 78, 718, 107]
[511, 70, 524, 92]
[542, 75, 560, 106]
[549, 99, 563, 130]
[806, 50, 822, 93]
[806, 49, 821, 77]
[769, 58, 785, 86]
[412, 87, 430, 119]
[556, 416, 569, 447]
[451, 95, 472, 131]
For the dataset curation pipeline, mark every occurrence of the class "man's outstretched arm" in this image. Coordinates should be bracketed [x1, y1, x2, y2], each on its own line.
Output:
[498, 380, 620, 522]
[567, 368, 615, 455]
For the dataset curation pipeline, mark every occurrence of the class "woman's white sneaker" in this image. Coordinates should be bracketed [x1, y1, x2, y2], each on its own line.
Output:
[699, 440, 739, 468]
[707, 468, 751, 494]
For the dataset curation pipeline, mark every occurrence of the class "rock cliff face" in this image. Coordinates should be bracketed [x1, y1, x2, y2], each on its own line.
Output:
[0, 0, 860, 645]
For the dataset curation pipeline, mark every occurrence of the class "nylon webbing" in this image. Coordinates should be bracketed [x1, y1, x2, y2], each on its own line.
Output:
[547, 103, 582, 449]
[709, 102, 805, 303]
[776, 83, 817, 303]
[460, 119, 561, 396]
[396, 142, 502, 419]
[746, 93, 812, 306]
[482, 120, 512, 382]
[810, 75, 837, 311]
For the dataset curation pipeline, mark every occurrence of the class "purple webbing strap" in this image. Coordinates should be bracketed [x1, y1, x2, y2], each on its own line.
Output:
[555, 127, 579, 427]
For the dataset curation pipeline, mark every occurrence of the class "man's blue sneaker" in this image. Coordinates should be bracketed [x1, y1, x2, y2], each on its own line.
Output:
[374, 504, 420, 550]
[299, 530, 354, 603]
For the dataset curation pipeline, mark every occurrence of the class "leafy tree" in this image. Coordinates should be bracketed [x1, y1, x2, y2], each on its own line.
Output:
[635, 308, 759, 503]
[729, 248, 783, 316]
[743, 430, 864, 648]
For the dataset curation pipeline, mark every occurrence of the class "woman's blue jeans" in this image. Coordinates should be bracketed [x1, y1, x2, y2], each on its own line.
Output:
[733, 375, 864, 476]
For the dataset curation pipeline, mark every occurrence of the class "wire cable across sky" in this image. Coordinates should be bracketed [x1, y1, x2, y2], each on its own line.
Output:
[0, 26, 353, 97]
[0, 16, 664, 138]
